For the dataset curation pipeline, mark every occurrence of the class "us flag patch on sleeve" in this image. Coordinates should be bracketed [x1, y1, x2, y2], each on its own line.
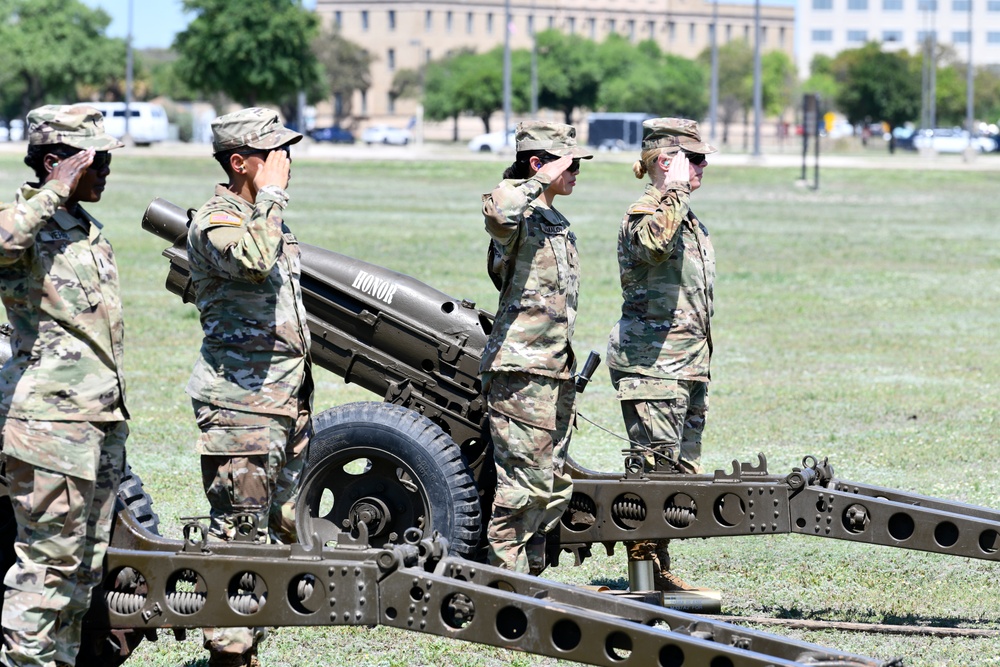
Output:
[208, 212, 242, 225]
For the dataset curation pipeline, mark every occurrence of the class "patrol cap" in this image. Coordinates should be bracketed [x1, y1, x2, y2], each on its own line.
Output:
[211, 107, 303, 154]
[641, 117, 717, 154]
[27, 104, 124, 150]
[516, 120, 594, 159]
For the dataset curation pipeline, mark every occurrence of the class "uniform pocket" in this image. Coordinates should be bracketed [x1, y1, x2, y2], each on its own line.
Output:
[488, 374, 558, 430]
[614, 375, 680, 401]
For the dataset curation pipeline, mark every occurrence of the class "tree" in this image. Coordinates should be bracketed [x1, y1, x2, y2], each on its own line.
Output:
[0, 0, 126, 119]
[312, 25, 373, 124]
[597, 54, 707, 119]
[535, 30, 602, 123]
[761, 50, 797, 119]
[698, 40, 753, 146]
[832, 42, 919, 134]
[173, 0, 321, 120]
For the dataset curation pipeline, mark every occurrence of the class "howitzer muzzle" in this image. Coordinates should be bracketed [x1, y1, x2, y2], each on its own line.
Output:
[575, 351, 602, 393]
[142, 198, 191, 244]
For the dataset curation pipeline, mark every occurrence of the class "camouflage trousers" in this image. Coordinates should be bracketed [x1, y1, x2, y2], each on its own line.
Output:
[192, 399, 311, 659]
[0, 418, 127, 667]
[484, 372, 575, 575]
[610, 371, 708, 474]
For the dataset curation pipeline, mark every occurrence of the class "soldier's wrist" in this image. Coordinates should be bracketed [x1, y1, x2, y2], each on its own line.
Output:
[257, 185, 290, 208]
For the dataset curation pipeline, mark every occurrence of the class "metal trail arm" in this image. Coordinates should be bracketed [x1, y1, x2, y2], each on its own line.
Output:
[99, 510, 898, 667]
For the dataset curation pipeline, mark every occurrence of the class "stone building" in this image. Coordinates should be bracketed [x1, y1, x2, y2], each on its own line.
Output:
[314, 0, 795, 125]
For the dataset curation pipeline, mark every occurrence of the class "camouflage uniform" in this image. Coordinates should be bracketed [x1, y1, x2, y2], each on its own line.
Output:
[187, 108, 310, 664]
[607, 117, 717, 589]
[0, 106, 127, 667]
[481, 122, 592, 574]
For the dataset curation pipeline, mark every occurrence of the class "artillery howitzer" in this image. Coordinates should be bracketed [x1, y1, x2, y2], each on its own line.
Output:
[5, 194, 998, 667]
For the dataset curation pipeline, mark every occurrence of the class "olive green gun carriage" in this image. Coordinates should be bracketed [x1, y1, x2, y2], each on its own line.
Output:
[9, 195, 1000, 667]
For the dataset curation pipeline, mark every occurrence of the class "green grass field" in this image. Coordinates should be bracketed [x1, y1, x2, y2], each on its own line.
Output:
[1, 149, 999, 666]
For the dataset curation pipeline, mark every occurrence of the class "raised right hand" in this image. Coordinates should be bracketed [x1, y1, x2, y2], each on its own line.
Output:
[48, 148, 95, 191]
[666, 151, 690, 184]
[254, 149, 291, 191]
[537, 154, 575, 180]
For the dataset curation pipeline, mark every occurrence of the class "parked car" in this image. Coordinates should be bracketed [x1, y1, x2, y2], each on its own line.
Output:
[467, 127, 515, 152]
[361, 125, 411, 146]
[890, 126, 917, 151]
[85, 102, 169, 146]
[913, 127, 997, 153]
[309, 126, 354, 143]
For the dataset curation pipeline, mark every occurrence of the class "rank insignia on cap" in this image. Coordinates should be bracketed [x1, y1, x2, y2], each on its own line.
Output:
[208, 212, 242, 225]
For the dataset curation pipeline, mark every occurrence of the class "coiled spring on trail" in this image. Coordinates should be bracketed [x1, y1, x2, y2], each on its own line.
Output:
[663, 504, 696, 527]
[166, 591, 207, 614]
[230, 594, 261, 614]
[297, 576, 315, 601]
[105, 591, 146, 614]
[612, 496, 646, 522]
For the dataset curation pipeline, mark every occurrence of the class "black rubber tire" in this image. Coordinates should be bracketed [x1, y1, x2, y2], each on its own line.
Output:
[296, 401, 481, 559]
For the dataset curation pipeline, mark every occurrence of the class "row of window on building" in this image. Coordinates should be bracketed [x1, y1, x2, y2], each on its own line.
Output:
[812, 28, 1000, 42]
[813, 0, 999, 10]
[333, 10, 785, 48]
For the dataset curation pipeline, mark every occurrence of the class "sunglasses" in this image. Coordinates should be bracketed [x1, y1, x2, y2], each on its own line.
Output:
[90, 151, 112, 170]
[683, 152, 707, 165]
[539, 155, 582, 172]
[237, 145, 291, 158]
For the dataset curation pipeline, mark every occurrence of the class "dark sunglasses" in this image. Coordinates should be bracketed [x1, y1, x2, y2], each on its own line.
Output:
[540, 155, 582, 172]
[683, 152, 707, 164]
[90, 151, 112, 170]
[237, 145, 291, 158]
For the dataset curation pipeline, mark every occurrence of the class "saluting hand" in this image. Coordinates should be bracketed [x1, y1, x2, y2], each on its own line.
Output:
[666, 151, 690, 184]
[537, 154, 575, 180]
[254, 149, 291, 192]
[48, 148, 95, 191]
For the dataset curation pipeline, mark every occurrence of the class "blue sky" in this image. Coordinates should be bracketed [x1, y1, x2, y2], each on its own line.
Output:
[83, 0, 795, 50]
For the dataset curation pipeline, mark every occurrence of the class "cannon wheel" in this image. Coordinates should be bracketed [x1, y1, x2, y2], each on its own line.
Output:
[296, 402, 482, 559]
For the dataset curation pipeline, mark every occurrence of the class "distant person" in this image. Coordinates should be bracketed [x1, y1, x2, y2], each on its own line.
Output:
[606, 117, 716, 591]
[480, 121, 592, 574]
[0, 105, 128, 667]
[187, 108, 312, 667]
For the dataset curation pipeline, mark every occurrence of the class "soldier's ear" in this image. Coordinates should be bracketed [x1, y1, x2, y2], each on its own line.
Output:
[43, 153, 60, 174]
[229, 153, 247, 175]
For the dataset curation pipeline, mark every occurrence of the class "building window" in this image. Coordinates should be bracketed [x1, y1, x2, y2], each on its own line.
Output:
[528, 14, 534, 34]
[548, 15, 555, 30]
[779, 26, 786, 45]
[609, 18, 616, 34]
[425, 10, 432, 31]
[883, 29, 903, 41]
[988, 30, 1000, 41]
[446, 11, 453, 32]
[689, 22, 696, 42]
[647, 20, 655, 39]
[388, 93, 395, 115]
[812, 29, 833, 41]
[388, 10, 395, 30]
[917, 29, 938, 41]
[588, 16, 596, 38]
[761, 25, 767, 44]
[883, 0, 903, 8]
[953, 30, 970, 42]
[917, 0, 938, 9]
[627, 19, 635, 40]
[668, 21, 676, 40]
[743, 24, 750, 41]
[989, 1, 1000, 10]
[360, 90, 367, 115]
[487, 13, 494, 33]
[952, 0, 970, 9]
[813, 0, 833, 8]
[467, 12, 473, 33]
[387, 48, 395, 71]
[361, 10, 369, 31]
[725, 24, 732, 41]
[568, 16, 576, 33]
[334, 11, 341, 27]
[848, 0, 868, 8]
[847, 29, 868, 41]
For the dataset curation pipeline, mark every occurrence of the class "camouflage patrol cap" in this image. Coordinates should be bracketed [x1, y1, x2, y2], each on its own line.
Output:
[27, 104, 125, 150]
[516, 120, 594, 159]
[211, 107, 303, 154]
[642, 117, 717, 154]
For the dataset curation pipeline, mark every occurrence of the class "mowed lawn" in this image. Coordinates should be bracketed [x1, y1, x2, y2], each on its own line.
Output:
[1, 148, 999, 666]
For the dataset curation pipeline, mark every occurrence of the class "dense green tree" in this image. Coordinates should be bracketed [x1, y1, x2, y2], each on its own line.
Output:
[832, 42, 919, 133]
[312, 25, 373, 123]
[597, 54, 707, 119]
[173, 0, 321, 120]
[0, 0, 126, 119]
[761, 50, 797, 118]
[534, 30, 602, 123]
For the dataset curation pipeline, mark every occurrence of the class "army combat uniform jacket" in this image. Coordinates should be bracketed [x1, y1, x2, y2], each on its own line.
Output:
[0, 182, 128, 424]
[607, 182, 715, 383]
[480, 174, 578, 382]
[186, 184, 312, 418]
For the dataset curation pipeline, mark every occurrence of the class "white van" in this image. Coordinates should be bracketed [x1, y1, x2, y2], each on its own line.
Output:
[86, 102, 169, 146]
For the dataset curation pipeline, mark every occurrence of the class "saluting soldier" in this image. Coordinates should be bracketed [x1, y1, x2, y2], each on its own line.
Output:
[480, 121, 593, 574]
[607, 117, 717, 591]
[0, 106, 127, 667]
[186, 108, 312, 667]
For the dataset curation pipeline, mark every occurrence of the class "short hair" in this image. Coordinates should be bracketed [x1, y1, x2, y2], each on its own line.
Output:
[502, 150, 552, 180]
[23, 143, 80, 182]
